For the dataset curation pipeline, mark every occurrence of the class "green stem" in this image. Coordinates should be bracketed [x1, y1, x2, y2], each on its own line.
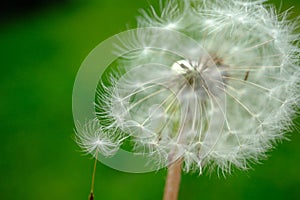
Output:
[89, 153, 98, 200]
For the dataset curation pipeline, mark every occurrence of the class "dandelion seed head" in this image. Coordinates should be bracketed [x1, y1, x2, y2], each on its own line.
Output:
[77, 0, 300, 175]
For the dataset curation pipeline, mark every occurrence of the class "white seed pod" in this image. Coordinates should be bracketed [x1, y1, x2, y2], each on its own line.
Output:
[95, 0, 300, 174]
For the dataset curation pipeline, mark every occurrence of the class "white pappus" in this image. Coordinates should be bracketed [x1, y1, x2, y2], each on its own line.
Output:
[78, 0, 300, 175]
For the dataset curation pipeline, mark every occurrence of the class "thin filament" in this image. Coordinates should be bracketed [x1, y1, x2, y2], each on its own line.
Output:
[89, 152, 98, 200]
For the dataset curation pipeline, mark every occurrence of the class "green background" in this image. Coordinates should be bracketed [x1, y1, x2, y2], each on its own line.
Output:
[1, 0, 299, 199]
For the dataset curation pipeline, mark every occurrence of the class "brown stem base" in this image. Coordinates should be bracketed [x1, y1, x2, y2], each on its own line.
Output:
[163, 159, 183, 200]
[89, 192, 94, 200]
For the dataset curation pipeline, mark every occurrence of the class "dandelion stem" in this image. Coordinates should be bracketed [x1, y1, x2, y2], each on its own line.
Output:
[89, 153, 98, 200]
[163, 158, 183, 200]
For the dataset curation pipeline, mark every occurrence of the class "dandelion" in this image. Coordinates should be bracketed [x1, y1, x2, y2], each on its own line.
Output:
[75, 119, 123, 200]
[75, 0, 299, 199]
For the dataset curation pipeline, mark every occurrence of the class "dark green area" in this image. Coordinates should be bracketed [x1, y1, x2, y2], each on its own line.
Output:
[0, 0, 299, 199]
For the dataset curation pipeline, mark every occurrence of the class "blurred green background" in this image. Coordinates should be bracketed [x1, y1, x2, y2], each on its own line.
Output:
[0, 0, 299, 199]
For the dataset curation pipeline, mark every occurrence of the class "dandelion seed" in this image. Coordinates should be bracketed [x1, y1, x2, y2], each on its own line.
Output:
[75, 118, 124, 199]
[75, 119, 122, 158]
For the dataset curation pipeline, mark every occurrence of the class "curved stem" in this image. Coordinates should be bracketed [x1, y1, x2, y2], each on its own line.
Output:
[163, 159, 183, 200]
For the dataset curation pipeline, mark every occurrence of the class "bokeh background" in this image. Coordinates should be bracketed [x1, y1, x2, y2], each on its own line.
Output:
[1, 0, 299, 199]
